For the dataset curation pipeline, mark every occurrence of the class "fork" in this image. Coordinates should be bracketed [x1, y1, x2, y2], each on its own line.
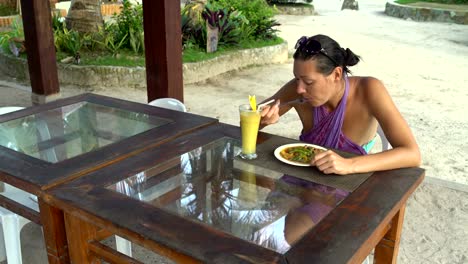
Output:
[258, 98, 305, 109]
[279, 98, 305, 107]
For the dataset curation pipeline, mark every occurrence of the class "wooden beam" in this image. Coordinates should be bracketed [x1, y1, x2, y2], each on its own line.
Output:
[39, 199, 70, 264]
[20, 0, 60, 96]
[142, 0, 183, 103]
[89, 241, 144, 264]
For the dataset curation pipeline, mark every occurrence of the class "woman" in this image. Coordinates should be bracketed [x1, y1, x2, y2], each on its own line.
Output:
[261, 34, 421, 175]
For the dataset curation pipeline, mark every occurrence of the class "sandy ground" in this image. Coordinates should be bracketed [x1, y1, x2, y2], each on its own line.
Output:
[0, 0, 467, 263]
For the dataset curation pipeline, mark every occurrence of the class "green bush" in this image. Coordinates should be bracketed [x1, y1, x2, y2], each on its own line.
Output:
[0, 18, 24, 55]
[1, 0, 283, 63]
[107, 0, 144, 54]
[0, 4, 18, 16]
[209, 0, 279, 40]
[181, 11, 202, 50]
[267, 0, 313, 4]
[182, 0, 275, 50]
[202, 4, 248, 45]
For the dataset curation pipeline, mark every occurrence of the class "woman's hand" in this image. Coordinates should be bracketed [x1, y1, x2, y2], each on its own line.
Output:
[311, 150, 355, 175]
[260, 99, 281, 126]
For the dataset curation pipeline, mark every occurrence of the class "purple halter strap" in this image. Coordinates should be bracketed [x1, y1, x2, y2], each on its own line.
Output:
[299, 74, 367, 155]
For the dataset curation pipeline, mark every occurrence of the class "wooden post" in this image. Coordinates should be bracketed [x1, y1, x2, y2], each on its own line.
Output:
[142, 0, 184, 103]
[206, 21, 218, 53]
[19, 0, 60, 99]
[38, 199, 70, 264]
[374, 205, 407, 264]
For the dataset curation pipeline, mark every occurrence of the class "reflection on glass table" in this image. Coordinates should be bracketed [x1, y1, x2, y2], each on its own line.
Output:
[0, 102, 171, 163]
[108, 137, 349, 254]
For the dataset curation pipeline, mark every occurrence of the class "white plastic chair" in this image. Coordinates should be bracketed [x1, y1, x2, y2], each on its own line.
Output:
[0, 106, 40, 264]
[148, 98, 187, 112]
[0, 185, 39, 264]
[0, 107, 24, 116]
[115, 98, 188, 257]
[377, 124, 391, 151]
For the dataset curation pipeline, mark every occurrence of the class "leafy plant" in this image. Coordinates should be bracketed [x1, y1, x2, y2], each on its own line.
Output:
[201, 4, 251, 46]
[53, 26, 84, 57]
[181, 11, 197, 50]
[210, 0, 279, 40]
[111, 0, 144, 54]
[94, 32, 128, 57]
[1, 0, 284, 65]
[267, 0, 313, 4]
[52, 14, 91, 58]
[0, 17, 24, 54]
[51, 13, 66, 33]
[253, 17, 280, 40]
[182, 0, 207, 27]
[129, 27, 144, 54]
[202, 5, 226, 28]
[218, 9, 249, 44]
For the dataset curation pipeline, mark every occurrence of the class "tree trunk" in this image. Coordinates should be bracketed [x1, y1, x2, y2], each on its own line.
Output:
[66, 0, 103, 33]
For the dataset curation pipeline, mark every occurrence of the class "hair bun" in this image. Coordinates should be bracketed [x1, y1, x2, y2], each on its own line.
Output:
[343, 48, 360, 66]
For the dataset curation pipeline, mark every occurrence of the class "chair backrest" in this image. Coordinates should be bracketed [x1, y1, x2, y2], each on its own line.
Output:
[377, 125, 390, 151]
[148, 98, 187, 112]
[0, 106, 24, 115]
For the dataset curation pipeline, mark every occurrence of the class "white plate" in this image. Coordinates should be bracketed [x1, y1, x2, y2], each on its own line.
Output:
[274, 143, 327, 167]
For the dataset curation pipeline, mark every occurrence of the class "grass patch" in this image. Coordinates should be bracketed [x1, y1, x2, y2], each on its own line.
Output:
[52, 37, 284, 66]
[0, 4, 18, 16]
[2, 35, 284, 67]
[395, 0, 468, 4]
[63, 50, 146, 67]
[183, 37, 284, 63]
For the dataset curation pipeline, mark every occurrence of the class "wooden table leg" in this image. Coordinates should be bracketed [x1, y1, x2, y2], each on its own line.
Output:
[64, 212, 101, 264]
[38, 199, 70, 264]
[374, 204, 407, 264]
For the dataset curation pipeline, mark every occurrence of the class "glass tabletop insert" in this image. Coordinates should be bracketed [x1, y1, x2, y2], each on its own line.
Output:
[108, 137, 349, 254]
[0, 102, 171, 163]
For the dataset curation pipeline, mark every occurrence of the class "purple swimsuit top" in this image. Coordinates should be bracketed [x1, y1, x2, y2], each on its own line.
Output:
[299, 74, 367, 155]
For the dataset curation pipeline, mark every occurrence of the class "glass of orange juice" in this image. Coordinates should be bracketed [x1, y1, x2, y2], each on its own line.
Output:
[239, 104, 261, 159]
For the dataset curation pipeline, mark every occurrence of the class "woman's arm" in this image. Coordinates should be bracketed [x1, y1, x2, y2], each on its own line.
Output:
[260, 79, 300, 129]
[313, 77, 421, 174]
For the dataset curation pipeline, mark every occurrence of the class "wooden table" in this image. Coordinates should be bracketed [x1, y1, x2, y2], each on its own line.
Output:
[44, 123, 425, 264]
[0, 93, 217, 263]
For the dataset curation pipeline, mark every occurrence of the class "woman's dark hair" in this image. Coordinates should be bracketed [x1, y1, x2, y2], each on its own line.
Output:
[293, 34, 361, 75]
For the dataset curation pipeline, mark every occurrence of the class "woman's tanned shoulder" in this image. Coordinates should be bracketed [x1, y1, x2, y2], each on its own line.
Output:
[355, 76, 384, 87]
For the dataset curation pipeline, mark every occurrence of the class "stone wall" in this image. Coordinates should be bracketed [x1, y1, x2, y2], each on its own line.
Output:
[385, 1, 468, 25]
[0, 41, 288, 89]
[275, 5, 316, 15]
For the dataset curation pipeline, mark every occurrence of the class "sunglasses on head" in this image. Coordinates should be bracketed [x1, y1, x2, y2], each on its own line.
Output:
[295, 36, 339, 67]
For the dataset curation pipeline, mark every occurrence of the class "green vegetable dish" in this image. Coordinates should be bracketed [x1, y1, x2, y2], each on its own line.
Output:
[279, 145, 325, 164]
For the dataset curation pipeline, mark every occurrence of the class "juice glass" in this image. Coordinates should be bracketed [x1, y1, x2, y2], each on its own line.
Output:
[239, 104, 261, 159]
